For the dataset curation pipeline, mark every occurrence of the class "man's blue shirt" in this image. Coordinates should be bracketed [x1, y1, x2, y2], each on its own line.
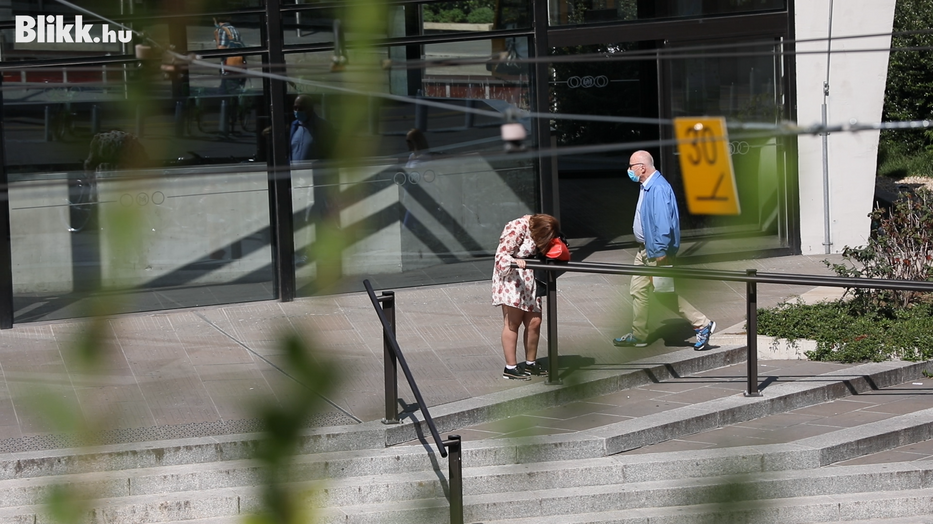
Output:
[639, 171, 681, 259]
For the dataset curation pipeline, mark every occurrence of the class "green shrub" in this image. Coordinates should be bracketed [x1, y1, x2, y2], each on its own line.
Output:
[825, 188, 933, 309]
[758, 301, 933, 363]
[759, 188, 933, 362]
[877, 140, 933, 179]
[436, 8, 466, 23]
[467, 6, 494, 24]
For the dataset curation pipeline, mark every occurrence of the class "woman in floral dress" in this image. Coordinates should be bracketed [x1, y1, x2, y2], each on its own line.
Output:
[492, 214, 561, 379]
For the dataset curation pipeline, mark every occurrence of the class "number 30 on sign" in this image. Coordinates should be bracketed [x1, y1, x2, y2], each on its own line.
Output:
[674, 117, 741, 215]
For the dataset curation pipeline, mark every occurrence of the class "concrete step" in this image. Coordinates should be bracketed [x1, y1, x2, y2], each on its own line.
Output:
[0, 349, 930, 523]
[4, 367, 931, 512]
[0, 486, 255, 524]
[318, 462, 933, 524]
[477, 488, 933, 523]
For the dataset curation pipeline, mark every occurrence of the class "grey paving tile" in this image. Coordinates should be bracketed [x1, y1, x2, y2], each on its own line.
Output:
[657, 386, 744, 404]
[809, 409, 897, 428]
[677, 425, 772, 447]
[862, 397, 933, 415]
[542, 412, 629, 431]
[758, 423, 853, 443]
[789, 398, 874, 417]
[833, 449, 933, 466]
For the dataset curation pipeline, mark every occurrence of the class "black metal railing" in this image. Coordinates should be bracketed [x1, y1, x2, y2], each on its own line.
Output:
[517, 260, 933, 396]
[363, 279, 464, 524]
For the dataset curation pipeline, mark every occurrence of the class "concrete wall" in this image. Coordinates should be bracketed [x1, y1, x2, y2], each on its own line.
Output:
[10, 166, 271, 294]
[794, 1, 895, 254]
[11, 156, 532, 296]
[292, 156, 535, 282]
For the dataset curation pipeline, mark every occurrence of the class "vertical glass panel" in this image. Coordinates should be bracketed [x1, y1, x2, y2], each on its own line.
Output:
[4, 62, 273, 322]
[666, 40, 787, 252]
[282, 7, 339, 46]
[422, 0, 531, 33]
[549, 0, 785, 27]
[282, 1, 531, 45]
[550, 42, 659, 242]
[180, 14, 264, 53]
[287, 37, 536, 295]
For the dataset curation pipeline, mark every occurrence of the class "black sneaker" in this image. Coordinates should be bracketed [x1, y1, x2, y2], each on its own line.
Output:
[522, 362, 548, 377]
[503, 367, 531, 380]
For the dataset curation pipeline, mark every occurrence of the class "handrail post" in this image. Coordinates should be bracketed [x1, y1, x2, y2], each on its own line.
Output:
[445, 435, 463, 524]
[363, 280, 448, 457]
[745, 269, 762, 397]
[380, 291, 400, 424]
[545, 263, 561, 385]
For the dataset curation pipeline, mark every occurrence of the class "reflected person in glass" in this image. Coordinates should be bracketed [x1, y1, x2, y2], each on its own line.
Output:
[289, 95, 334, 162]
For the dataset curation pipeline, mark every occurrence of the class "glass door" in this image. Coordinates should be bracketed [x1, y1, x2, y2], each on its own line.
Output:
[662, 38, 790, 253]
[549, 41, 660, 243]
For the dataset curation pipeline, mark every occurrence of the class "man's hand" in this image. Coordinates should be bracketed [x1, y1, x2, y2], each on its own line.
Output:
[655, 254, 667, 263]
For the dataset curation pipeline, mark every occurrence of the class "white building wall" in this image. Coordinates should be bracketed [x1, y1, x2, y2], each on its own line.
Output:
[795, 1, 895, 254]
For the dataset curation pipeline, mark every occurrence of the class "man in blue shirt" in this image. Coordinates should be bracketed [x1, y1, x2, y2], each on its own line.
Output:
[289, 95, 333, 162]
[613, 150, 717, 350]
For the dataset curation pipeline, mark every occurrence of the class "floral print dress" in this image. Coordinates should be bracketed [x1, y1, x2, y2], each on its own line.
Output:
[492, 216, 542, 313]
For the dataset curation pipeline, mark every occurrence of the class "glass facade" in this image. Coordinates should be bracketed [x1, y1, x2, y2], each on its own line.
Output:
[0, 0, 794, 325]
[549, 0, 786, 26]
[665, 40, 789, 245]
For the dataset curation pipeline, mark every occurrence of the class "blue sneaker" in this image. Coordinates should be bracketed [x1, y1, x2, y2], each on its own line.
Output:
[613, 333, 648, 348]
[694, 321, 717, 351]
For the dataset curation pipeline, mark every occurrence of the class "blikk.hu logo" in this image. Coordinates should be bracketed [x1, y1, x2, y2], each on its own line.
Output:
[15, 15, 132, 44]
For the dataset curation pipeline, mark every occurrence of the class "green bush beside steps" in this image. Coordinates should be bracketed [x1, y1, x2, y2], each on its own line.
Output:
[758, 188, 933, 363]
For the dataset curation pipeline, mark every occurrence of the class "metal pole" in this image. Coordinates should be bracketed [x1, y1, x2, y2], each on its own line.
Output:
[821, 0, 834, 254]
[174, 100, 185, 137]
[745, 269, 761, 397]
[545, 264, 560, 384]
[414, 90, 427, 131]
[463, 98, 475, 129]
[266, 0, 297, 301]
[0, 75, 14, 329]
[219, 99, 229, 136]
[445, 435, 463, 524]
[91, 104, 101, 135]
[381, 291, 399, 424]
[44, 106, 53, 142]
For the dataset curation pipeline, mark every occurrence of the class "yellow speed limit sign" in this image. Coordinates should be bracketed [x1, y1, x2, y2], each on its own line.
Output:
[674, 117, 741, 215]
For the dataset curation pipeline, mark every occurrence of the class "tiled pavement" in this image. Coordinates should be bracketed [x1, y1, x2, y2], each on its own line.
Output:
[5, 247, 930, 461]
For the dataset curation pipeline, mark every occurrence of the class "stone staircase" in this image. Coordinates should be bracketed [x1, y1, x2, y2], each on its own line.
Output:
[2, 344, 933, 524]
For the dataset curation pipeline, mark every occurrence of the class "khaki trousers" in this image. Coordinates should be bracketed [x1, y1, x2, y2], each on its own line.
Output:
[630, 248, 709, 340]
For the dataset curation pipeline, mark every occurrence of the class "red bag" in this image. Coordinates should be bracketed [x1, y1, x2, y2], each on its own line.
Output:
[546, 238, 571, 261]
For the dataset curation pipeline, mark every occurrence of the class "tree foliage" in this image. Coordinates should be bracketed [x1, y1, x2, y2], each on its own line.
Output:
[881, 0, 933, 154]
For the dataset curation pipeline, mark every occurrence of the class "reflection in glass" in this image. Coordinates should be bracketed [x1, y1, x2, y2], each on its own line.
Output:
[3, 58, 273, 322]
[666, 40, 786, 246]
[548, 43, 659, 242]
[282, 7, 341, 46]
[549, 0, 785, 26]
[287, 38, 536, 296]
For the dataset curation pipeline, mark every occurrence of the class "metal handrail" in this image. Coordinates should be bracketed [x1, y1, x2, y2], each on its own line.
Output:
[363, 279, 448, 458]
[364, 280, 464, 524]
[517, 259, 933, 396]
